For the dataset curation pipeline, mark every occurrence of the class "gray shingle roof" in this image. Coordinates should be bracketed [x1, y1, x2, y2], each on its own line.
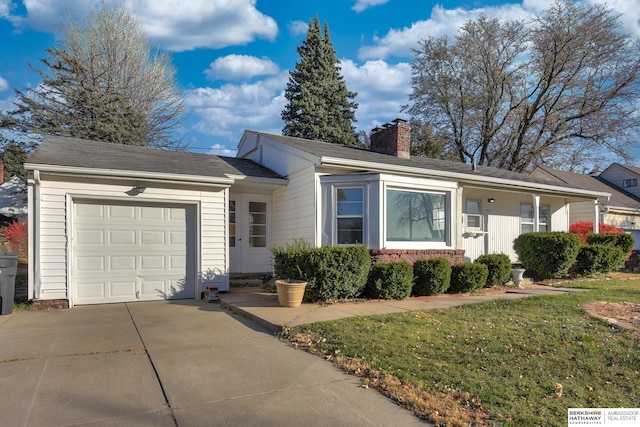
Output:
[533, 166, 640, 210]
[251, 131, 598, 191]
[26, 136, 282, 180]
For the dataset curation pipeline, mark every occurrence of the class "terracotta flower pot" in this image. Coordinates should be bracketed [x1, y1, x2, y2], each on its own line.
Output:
[275, 279, 307, 307]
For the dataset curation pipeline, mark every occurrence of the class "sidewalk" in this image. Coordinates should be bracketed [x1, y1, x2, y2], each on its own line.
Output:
[220, 283, 585, 332]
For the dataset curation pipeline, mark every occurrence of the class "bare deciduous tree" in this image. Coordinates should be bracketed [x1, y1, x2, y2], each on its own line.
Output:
[405, 1, 640, 172]
[2, 3, 185, 149]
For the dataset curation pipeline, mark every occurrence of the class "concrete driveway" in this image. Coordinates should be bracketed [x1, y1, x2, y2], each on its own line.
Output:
[0, 301, 428, 426]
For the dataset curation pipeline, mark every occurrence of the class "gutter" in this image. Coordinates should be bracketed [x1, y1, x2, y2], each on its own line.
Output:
[23, 163, 235, 187]
[319, 157, 611, 199]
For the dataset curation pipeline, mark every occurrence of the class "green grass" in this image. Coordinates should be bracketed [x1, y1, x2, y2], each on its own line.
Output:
[282, 277, 640, 426]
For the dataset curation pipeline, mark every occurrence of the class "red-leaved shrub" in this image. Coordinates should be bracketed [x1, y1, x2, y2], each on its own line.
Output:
[569, 221, 623, 244]
[4, 221, 27, 261]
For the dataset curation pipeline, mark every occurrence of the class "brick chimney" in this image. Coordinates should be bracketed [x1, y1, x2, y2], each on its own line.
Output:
[0, 158, 4, 183]
[369, 118, 410, 159]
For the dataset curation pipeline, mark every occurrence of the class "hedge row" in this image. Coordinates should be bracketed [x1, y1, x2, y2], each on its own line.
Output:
[272, 241, 513, 302]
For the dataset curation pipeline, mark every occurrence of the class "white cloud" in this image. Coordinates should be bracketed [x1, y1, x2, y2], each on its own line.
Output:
[358, 4, 533, 60]
[126, 0, 278, 51]
[5, 0, 278, 52]
[183, 72, 288, 141]
[0, 75, 8, 91]
[352, 0, 389, 13]
[205, 55, 279, 81]
[341, 60, 412, 133]
[288, 20, 308, 36]
[589, 0, 640, 37]
[208, 143, 237, 157]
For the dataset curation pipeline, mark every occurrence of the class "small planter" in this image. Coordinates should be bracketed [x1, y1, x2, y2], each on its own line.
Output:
[275, 279, 307, 307]
[511, 268, 526, 288]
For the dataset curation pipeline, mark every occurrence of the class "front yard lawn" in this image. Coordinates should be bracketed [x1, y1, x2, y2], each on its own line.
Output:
[281, 276, 640, 426]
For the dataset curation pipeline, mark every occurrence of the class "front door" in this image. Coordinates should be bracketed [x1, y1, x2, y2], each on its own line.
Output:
[229, 194, 272, 273]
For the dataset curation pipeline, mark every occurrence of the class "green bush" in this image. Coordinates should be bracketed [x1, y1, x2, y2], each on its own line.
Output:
[475, 253, 511, 287]
[587, 232, 634, 259]
[365, 261, 413, 300]
[574, 244, 625, 276]
[448, 263, 489, 293]
[513, 232, 581, 279]
[271, 240, 371, 302]
[412, 257, 451, 296]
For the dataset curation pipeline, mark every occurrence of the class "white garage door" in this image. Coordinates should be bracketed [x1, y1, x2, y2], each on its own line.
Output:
[72, 201, 194, 305]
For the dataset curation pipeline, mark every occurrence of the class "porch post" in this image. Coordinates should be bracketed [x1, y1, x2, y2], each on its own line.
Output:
[593, 199, 600, 234]
[532, 194, 540, 232]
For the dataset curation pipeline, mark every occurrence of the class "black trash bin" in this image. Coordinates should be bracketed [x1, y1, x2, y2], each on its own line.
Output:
[0, 252, 18, 315]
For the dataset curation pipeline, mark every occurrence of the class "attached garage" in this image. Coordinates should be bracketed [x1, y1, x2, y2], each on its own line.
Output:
[72, 200, 195, 305]
[25, 136, 285, 308]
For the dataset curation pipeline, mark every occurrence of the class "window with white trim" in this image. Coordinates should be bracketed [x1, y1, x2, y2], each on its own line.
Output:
[336, 187, 364, 244]
[465, 199, 482, 230]
[520, 204, 550, 233]
[386, 189, 446, 242]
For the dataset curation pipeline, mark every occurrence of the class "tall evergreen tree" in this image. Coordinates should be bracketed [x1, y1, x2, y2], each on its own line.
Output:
[2, 141, 27, 182]
[282, 16, 358, 146]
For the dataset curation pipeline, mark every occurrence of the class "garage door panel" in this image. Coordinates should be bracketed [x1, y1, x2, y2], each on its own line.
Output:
[110, 256, 136, 271]
[141, 206, 165, 220]
[75, 203, 104, 218]
[141, 231, 165, 245]
[72, 201, 193, 305]
[111, 281, 136, 297]
[76, 229, 104, 245]
[76, 256, 105, 272]
[109, 205, 136, 219]
[110, 230, 136, 245]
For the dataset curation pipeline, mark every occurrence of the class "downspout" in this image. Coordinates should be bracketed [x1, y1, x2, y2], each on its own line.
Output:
[594, 200, 600, 234]
[30, 169, 41, 300]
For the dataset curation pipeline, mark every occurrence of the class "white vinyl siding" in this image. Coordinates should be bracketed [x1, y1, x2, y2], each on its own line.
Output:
[32, 176, 228, 304]
[271, 166, 317, 246]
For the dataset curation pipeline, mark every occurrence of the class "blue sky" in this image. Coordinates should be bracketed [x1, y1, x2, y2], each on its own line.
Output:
[0, 0, 638, 156]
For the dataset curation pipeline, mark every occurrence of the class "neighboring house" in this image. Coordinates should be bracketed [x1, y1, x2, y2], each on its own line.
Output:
[531, 165, 640, 248]
[0, 175, 27, 225]
[25, 121, 608, 307]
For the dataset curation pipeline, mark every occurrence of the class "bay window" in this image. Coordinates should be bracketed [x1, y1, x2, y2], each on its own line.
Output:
[336, 187, 364, 244]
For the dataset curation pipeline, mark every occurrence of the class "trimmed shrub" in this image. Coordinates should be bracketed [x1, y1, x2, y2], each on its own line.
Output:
[574, 244, 625, 276]
[513, 232, 581, 279]
[587, 232, 635, 258]
[365, 261, 413, 300]
[412, 257, 451, 296]
[271, 240, 371, 302]
[448, 263, 488, 293]
[475, 253, 511, 287]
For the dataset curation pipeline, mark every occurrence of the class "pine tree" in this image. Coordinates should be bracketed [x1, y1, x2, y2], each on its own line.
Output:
[2, 141, 27, 182]
[2, 3, 185, 149]
[282, 16, 358, 146]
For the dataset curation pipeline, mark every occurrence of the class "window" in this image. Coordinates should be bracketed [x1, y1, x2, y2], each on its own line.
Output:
[623, 178, 637, 188]
[465, 199, 482, 229]
[521, 204, 550, 233]
[229, 200, 236, 247]
[248, 201, 267, 247]
[336, 188, 364, 244]
[386, 189, 446, 242]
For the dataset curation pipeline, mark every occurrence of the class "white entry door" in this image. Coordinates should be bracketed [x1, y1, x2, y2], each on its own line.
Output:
[72, 200, 195, 305]
[229, 194, 272, 273]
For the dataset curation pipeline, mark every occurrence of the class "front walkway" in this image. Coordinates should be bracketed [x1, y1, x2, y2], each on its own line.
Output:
[219, 284, 586, 332]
